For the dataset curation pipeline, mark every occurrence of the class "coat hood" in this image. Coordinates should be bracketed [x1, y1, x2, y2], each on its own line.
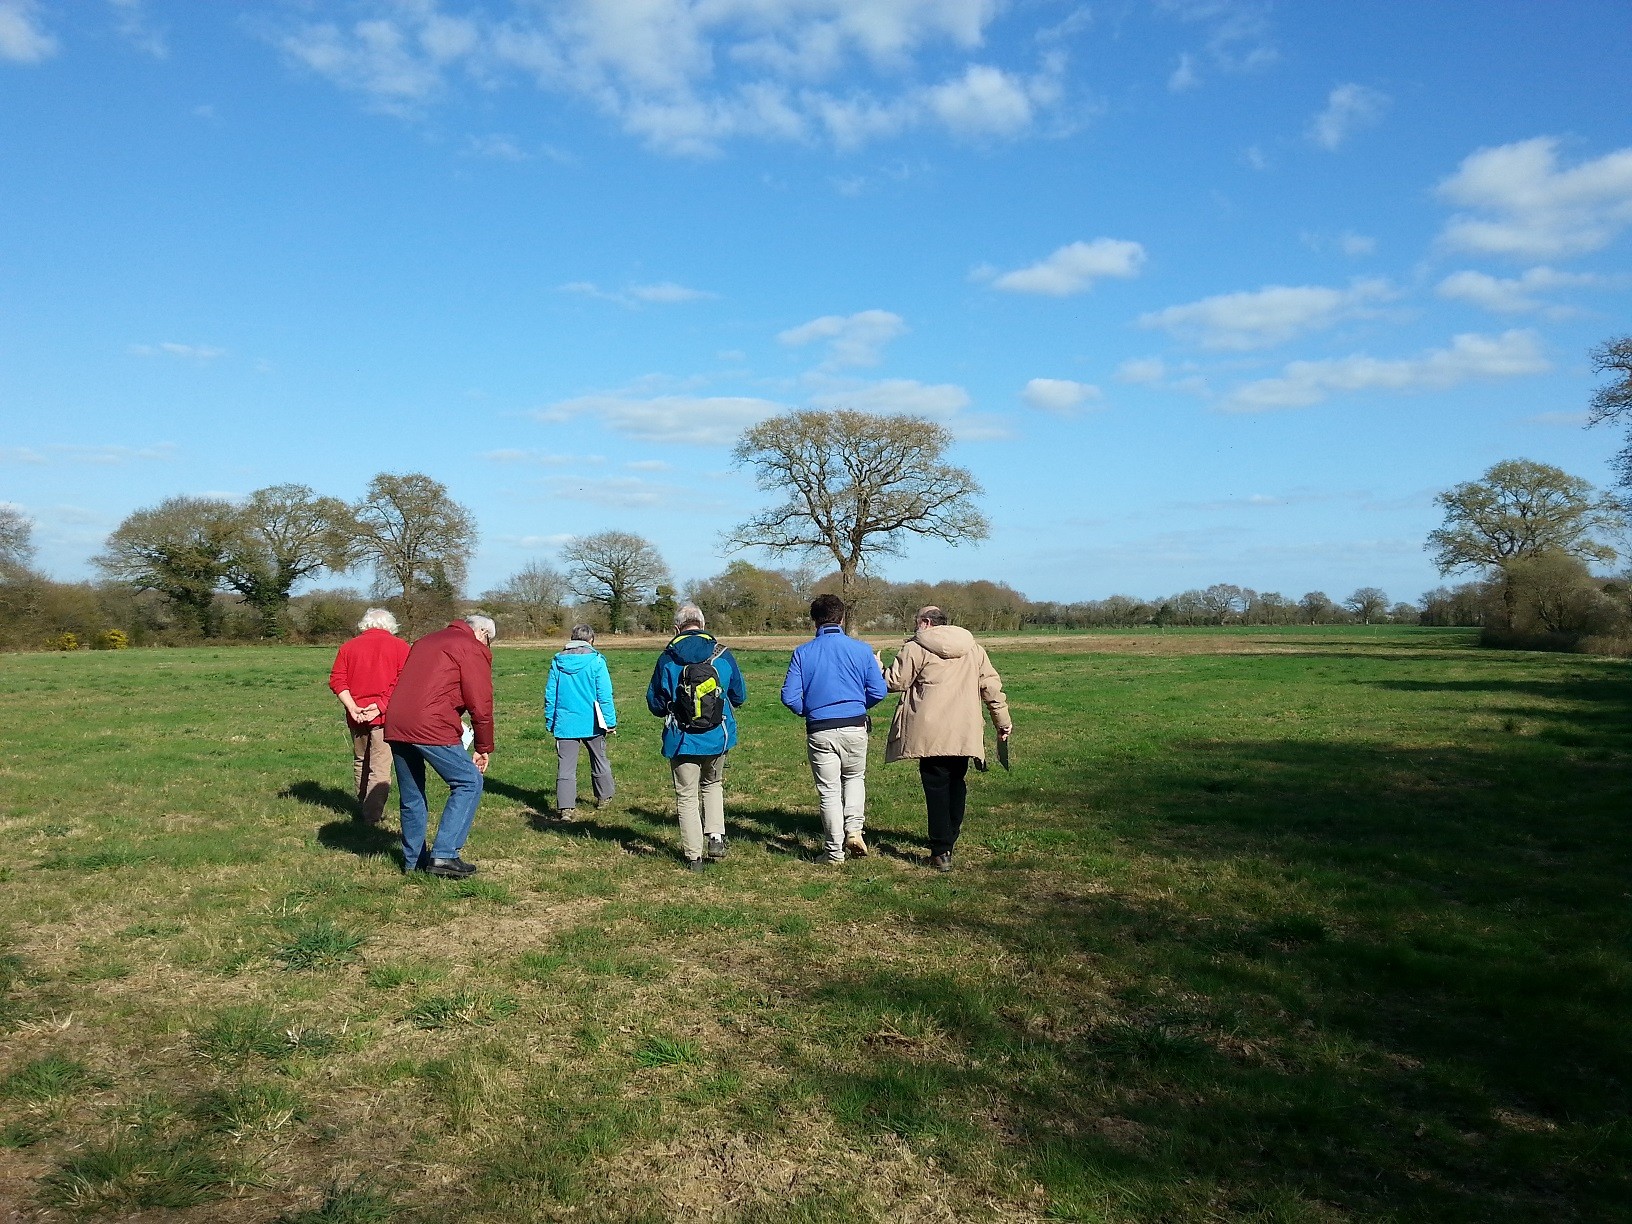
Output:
[914, 623, 975, 659]
[665, 630, 724, 663]
[551, 646, 600, 674]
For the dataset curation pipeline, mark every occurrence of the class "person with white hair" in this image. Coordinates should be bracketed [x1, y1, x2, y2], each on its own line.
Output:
[327, 608, 411, 825]
[645, 603, 747, 871]
[384, 614, 498, 878]
[543, 623, 617, 819]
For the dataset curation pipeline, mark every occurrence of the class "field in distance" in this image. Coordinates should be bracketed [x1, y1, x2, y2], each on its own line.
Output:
[0, 628, 1625, 1221]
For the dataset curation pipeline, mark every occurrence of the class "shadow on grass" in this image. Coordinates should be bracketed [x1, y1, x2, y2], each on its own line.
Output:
[315, 820, 397, 859]
[278, 780, 355, 818]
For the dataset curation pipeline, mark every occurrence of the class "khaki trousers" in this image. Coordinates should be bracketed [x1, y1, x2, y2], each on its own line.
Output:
[350, 722, 394, 824]
[807, 725, 869, 861]
[670, 754, 725, 861]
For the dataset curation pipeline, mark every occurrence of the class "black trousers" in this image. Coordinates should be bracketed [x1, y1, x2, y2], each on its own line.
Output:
[919, 756, 969, 855]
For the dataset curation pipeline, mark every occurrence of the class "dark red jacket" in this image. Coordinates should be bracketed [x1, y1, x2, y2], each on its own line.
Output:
[384, 622, 495, 753]
[328, 628, 411, 727]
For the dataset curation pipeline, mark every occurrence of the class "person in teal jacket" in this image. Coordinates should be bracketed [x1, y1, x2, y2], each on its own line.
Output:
[544, 624, 617, 818]
[645, 603, 747, 870]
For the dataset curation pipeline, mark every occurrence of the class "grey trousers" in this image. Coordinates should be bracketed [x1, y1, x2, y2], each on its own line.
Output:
[670, 754, 725, 861]
[807, 725, 869, 861]
[555, 735, 614, 811]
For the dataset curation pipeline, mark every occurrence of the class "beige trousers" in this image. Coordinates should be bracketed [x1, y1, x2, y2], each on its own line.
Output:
[350, 722, 394, 824]
[670, 754, 725, 861]
[807, 725, 869, 861]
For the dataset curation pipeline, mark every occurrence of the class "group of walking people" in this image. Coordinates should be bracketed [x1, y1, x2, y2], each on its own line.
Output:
[327, 593, 1011, 878]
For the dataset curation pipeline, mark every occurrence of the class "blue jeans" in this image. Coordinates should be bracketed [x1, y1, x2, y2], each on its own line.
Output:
[391, 741, 484, 868]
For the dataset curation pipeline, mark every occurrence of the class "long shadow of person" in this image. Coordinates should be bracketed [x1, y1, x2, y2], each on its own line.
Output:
[279, 780, 355, 817]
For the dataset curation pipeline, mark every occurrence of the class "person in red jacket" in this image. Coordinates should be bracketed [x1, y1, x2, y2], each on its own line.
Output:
[328, 608, 412, 825]
[384, 615, 497, 878]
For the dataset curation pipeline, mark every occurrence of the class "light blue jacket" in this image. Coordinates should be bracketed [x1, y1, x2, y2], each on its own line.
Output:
[544, 643, 616, 740]
[781, 624, 886, 728]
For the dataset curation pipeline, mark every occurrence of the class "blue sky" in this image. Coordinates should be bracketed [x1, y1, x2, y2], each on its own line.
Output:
[3, 0, 1630, 606]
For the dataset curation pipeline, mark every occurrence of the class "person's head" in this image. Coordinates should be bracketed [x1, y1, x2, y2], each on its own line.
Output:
[674, 603, 706, 632]
[810, 593, 845, 627]
[569, 624, 596, 644]
[357, 608, 399, 635]
[916, 605, 949, 628]
[464, 614, 498, 645]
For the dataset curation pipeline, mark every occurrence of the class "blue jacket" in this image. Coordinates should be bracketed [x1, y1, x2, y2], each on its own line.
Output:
[544, 643, 616, 739]
[645, 630, 747, 758]
[781, 624, 886, 729]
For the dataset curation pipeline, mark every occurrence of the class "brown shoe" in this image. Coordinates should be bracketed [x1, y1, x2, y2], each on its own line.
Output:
[843, 833, 868, 858]
[927, 852, 953, 872]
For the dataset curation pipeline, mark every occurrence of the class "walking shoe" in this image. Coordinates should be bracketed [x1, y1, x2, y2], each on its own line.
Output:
[556, 808, 578, 823]
[844, 833, 869, 858]
[927, 852, 954, 873]
[683, 857, 707, 873]
[427, 857, 478, 879]
[705, 834, 728, 861]
[824, 853, 845, 865]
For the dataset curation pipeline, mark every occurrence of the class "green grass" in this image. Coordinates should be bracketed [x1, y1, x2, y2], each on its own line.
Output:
[0, 629, 1627, 1220]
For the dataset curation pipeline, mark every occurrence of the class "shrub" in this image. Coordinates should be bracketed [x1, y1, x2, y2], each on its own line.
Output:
[51, 632, 79, 651]
[93, 628, 129, 650]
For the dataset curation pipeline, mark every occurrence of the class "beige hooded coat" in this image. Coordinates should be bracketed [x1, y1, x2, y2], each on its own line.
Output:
[883, 624, 1011, 764]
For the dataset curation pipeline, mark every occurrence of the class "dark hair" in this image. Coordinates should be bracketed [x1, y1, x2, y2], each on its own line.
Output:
[917, 605, 950, 627]
[810, 593, 846, 626]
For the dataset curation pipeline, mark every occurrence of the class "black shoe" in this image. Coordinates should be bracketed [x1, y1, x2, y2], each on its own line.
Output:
[428, 857, 478, 878]
[683, 857, 707, 873]
[705, 834, 728, 861]
[928, 852, 954, 873]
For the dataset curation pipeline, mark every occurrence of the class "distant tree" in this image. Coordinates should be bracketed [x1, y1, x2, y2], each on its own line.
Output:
[486, 560, 569, 638]
[648, 583, 678, 632]
[223, 484, 354, 638]
[728, 409, 987, 597]
[1428, 459, 1619, 575]
[1419, 584, 1485, 627]
[1198, 583, 1247, 625]
[1587, 335, 1632, 486]
[1500, 551, 1610, 634]
[352, 473, 476, 635]
[1299, 591, 1335, 624]
[95, 496, 239, 635]
[1252, 591, 1296, 625]
[688, 561, 804, 634]
[0, 505, 36, 581]
[562, 531, 667, 633]
[1386, 602, 1419, 624]
[1345, 587, 1389, 624]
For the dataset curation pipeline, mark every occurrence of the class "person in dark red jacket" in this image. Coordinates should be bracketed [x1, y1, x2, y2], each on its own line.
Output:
[328, 608, 412, 825]
[384, 615, 497, 878]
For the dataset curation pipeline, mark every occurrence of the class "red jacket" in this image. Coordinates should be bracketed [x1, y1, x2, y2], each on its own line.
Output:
[329, 628, 411, 727]
[384, 621, 495, 753]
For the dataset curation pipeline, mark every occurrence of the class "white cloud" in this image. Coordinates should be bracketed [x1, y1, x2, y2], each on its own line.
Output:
[480, 449, 603, 466]
[1116, 357, 1167, 385]
[533, 393, 784, 446]
[499, 532, 575, 550]
[778, 309, 906, 367]
[1242, 145, 1266, 171]
[809, 378, 969, 418]
[543, 474, 679, 509]
[1526, 410, 1589, 427]
[1140, 278, 1393, 350]
[108, 0, 166, 59]
[1022, 378, 1102, 415]
[0, 443, 177, 464]
[128, 341, 226, 360]
[987, 238, 1146, 296]
[1435, 137, 1632, 259]
[1158, 0, 1278, 73]
[465, 133, 528, 160]
[1436, 266, 1604, 315]
[1222, 329, 1549, 412]
[269, 1, 1069, 154]
[1168, 53, 1199, 92]
[0, 0, 55, 63]
[629, 281, 716, 303]
[1307, 83, 1389, 151]
[1339, 231, 1376, 257]
[626, 459, 671, 471]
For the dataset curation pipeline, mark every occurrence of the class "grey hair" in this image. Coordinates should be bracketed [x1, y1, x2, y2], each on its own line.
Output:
[916, 605, 950, 627]
[465, 614, 498, 642]
[674, 603, 706, 631]
[570, 623, 596, 643]
[357, 608, 399, 634]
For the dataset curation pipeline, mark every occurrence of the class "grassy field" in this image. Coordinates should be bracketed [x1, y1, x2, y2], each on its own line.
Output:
[0, 627, 1627, 1222]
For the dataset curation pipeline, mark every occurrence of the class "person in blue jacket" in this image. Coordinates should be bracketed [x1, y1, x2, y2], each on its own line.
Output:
[544, 624, 617, 819]
[781, 593, 887, 863]
[645, 603, 747, 871]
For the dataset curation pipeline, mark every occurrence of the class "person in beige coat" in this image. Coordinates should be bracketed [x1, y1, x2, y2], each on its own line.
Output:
[883, 605, 1012, 871]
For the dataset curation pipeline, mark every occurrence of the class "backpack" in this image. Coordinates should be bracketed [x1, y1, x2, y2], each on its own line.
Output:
[666, 636, 730, 733]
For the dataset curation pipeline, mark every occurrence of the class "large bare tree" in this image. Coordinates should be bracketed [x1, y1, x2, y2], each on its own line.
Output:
[562, 531, 667, 633]
[95, 496, 240, 635]
[486, 559, 569, 638]
[352, 473, 477, 634]
[224, 484, 354, 637]
[1587, 335, 1632, 486]
[726, 409, 987, 596]
[0, 505, 35, 581]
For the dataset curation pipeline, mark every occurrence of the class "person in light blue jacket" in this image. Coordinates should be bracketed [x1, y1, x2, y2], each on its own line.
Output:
[781, 593, 887, 863]
[544, 624, 617, 819]
[645, 603, 747, 870]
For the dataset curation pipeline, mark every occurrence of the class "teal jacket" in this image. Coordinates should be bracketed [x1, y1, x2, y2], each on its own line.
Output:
[544, 643, 616, 739]
[645, 630, 747, 758]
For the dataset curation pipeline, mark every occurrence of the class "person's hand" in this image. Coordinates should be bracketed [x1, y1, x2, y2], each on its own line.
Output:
[998, 726, 1012, 742]
[473, 752, 490, 774]
[873, 650, 883, 669]
[356, 703, 380, 722]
